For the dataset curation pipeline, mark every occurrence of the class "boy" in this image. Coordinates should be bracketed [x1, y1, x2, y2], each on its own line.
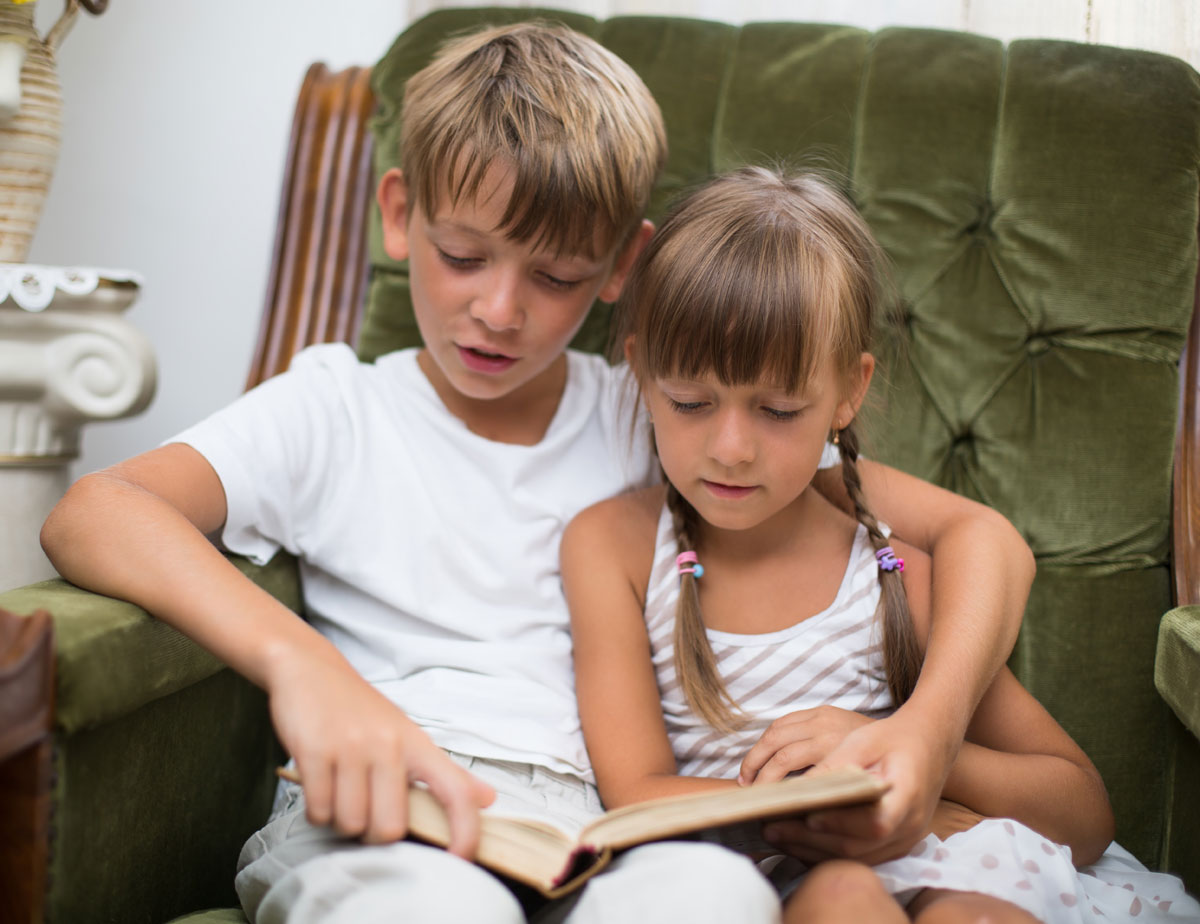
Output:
[41, 20, 1033, 923]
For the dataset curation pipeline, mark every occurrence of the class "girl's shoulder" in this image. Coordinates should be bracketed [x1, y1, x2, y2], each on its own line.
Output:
[562, 485, 665, 602]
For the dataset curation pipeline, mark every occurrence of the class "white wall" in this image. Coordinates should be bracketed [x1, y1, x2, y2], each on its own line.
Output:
[32, 0, 1198, 480]
[29, 0, 409, 478]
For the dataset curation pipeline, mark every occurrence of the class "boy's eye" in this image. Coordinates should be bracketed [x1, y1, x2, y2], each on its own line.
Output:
[437, 248, 479, 269]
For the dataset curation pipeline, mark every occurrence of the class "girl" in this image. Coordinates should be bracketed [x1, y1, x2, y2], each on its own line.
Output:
[561, 166, 1200, 923]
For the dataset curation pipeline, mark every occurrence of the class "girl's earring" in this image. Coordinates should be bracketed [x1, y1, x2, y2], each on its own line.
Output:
[831, 426, 841, 446]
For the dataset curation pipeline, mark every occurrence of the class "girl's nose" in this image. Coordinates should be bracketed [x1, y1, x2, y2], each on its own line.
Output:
[708, 409, 755, 467]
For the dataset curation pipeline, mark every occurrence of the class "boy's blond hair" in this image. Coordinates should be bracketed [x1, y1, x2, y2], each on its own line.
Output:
[400, 21, 667, 258]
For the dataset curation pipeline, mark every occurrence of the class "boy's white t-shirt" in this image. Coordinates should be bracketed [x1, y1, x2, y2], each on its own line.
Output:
[171, 344, 655, 781]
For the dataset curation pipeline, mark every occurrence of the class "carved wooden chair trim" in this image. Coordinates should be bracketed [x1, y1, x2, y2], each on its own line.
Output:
[1172, 205, 1200, 609]
[246, 63, 376, 390]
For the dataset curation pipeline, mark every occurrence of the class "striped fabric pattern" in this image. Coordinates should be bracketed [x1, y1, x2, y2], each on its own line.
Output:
[644, 505, 895, 779]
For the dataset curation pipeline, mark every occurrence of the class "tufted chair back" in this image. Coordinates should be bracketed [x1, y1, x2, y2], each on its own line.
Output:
[357, 8, 1200, 876]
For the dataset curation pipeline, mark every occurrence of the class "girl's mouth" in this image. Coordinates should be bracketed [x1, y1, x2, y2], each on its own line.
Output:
[458, 344, 518, 373]
[702, 480, 757, 500]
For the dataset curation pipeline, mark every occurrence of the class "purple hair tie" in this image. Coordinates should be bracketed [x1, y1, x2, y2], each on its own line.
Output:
[876, 546, 905, 572]
[676, 551, 704, 578]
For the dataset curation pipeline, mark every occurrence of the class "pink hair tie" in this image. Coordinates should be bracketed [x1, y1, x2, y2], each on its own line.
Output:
[876, 546, 904, 572]
[676, 551, 704, 578]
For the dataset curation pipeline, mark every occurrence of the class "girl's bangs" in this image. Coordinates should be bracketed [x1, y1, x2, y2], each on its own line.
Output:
[639, 226, 839, 395]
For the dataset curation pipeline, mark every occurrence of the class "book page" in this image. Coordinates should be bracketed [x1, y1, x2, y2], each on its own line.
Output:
[579, 768, 887, 851]
[407, 787, 586, 890]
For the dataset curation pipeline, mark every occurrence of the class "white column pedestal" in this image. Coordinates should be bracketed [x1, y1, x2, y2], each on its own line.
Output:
[0, 265, 156, 592]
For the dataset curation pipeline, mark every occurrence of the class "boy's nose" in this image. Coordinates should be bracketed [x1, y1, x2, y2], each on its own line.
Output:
[708, 409, 755, 467]
[469, 271, 524, 332]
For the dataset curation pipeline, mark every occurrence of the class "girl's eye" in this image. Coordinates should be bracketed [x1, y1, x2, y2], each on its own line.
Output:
[667, 398, 706, 414]
[763, 406, 800, 421]
[437, 248, 479, 269]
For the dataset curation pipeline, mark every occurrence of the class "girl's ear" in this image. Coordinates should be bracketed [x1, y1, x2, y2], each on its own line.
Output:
[377, 168, 411, 261]
[835, 352, 876, 428]
[597, 220, 654, 304]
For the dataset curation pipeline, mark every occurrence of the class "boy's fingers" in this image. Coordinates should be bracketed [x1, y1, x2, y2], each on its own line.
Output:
[803, 803, 890, 841]
[422, 765, 483, 859]
[300, 757, 334, 827]
[332, 759, 369, 837]
[363, 761, 409, 845]
[471, 776, 497, 809]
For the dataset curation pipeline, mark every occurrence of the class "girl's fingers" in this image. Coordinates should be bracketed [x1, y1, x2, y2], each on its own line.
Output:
[739, 717, 816, 784]
[753, 740, 825, 784]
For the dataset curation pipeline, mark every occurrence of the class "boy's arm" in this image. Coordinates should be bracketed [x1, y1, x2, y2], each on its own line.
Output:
[562, 494, 735, 808]
[743, 542, 1110, 866]
[807, 459, 1034, 858]
[40, 443, 493, 856]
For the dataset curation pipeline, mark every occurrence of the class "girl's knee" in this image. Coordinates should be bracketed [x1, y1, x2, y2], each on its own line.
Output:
[786, 861, 906, 924]
[909, 890, 1040, 924]
[802, 860, 890, 901]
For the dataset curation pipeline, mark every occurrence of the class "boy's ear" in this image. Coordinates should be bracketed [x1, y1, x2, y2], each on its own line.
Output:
[377, 168, 411, 261]
[835, 353, 876, 428]
[597, 219, 654, 304]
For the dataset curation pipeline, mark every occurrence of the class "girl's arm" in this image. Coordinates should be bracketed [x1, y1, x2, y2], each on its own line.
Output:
[940, 668, 1114, 865]
[562, 490, 733, 807]
[40, 443, 493, 855]
[809, 461, 1035, 854]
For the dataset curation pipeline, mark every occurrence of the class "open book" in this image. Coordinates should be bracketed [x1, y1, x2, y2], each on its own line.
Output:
[279, 766, 887, 897]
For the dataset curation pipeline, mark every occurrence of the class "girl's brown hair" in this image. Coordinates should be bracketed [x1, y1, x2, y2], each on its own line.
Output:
[611, 166, 922, 730]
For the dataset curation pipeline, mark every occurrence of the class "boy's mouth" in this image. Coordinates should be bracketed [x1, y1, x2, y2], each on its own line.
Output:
[457, 344, 518, 374]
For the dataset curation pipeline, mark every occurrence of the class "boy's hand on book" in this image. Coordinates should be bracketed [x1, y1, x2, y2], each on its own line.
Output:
[757, 711, 946, 866]
[737, 705, 873, 786]
[266, 646, 495, 857]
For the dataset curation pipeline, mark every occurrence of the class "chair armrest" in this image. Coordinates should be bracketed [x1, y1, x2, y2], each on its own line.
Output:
[0, 552, 302, 734]
[0, 552, 301, 922]
[1156, 605, 1200, 740]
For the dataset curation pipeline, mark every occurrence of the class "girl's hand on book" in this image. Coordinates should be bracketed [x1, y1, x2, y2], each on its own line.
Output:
[265, 644, 495, 856]
[738, 705, 873, 786]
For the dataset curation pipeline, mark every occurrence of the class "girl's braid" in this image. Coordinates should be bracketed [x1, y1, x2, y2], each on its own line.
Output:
[836, 423, 923, 705]
[665, 481, 744, 731]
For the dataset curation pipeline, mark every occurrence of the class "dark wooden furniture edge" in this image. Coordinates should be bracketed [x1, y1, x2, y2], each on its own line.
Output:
[0, 608, 54, 924]
[246, 63, 377, 390]
[1173, 206, 1200, 609]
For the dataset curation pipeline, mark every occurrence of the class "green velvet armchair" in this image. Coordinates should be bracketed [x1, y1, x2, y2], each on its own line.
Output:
[2, 8, 1199, 923]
